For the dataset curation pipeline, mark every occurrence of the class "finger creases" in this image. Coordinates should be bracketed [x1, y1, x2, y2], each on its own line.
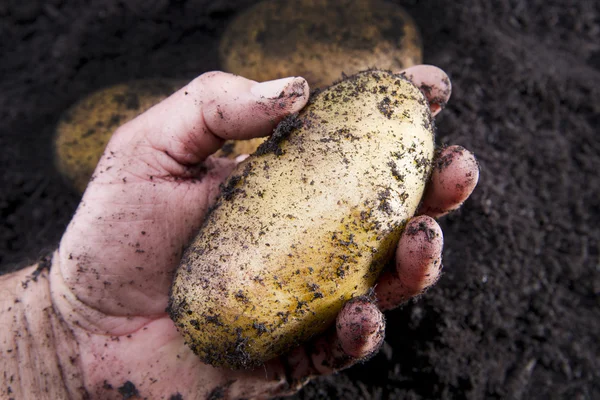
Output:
[375, 215, 444, 311]
[419, 145, 480, 218]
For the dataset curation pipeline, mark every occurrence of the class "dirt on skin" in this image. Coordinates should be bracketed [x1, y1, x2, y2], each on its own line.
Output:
[0, 0, 598, 399]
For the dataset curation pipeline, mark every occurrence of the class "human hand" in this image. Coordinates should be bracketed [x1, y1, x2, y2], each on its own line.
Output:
[39, 67, 478, 399]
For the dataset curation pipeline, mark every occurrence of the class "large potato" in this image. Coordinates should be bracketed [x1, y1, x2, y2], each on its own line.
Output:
[169, 70, 435, 369]
[220, 0, 423, 88]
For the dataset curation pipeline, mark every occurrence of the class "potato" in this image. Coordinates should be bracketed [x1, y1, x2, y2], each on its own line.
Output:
[169, 70, 435, 369]
[220, 0, 423, 88]
[213, 137, 266, 159]
[54, 80, 183, 193]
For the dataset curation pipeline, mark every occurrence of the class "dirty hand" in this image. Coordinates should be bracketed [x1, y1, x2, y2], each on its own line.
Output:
[0, 66, 478, 399]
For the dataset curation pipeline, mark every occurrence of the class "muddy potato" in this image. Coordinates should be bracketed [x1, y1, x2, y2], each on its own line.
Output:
[169, 70, 435, 369]
[220, 0, 423, 88]
[54, 80, 183, 193]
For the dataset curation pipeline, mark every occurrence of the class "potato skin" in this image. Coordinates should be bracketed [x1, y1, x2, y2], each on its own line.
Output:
[169, 70, 435, 369]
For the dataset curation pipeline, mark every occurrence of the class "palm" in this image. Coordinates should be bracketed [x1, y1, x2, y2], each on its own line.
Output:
[59, 165, 228, 316]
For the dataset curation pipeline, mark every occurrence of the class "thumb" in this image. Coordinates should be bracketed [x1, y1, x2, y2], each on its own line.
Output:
[104, 72, 309, 178]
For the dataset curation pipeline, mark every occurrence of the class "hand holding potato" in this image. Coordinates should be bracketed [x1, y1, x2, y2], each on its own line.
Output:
[0, 67, 477, 399]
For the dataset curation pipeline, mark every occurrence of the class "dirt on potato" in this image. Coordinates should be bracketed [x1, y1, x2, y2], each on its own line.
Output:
[169, 70, 434, 369]
[0, 1, 598, 399]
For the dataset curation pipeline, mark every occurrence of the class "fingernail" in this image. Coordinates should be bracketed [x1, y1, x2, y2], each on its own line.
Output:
[251, 77, 299, 99]
[235, 154, 250, 163]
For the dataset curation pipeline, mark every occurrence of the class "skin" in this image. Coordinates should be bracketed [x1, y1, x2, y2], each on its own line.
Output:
[0, 66, 478, 399]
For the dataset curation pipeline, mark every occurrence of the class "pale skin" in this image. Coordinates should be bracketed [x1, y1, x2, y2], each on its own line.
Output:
[0, 65, 478, 399]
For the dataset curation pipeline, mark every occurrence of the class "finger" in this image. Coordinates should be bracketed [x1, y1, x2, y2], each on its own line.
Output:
[202, 75, 309, 141]
[400, 65, 451, 117]
[105, 72, 309, 176]
[280, 296, 385, 388]
[311, 297, 385, 374]
[375, 215, 443, 311]
[336, 297, 386, 359]
[418, 145, 479, 218]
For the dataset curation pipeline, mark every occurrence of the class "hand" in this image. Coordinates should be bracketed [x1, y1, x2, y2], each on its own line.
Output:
[2, 67, 478, 399]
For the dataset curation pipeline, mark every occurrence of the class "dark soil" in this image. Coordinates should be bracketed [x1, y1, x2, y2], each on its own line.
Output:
[1, 1, 598, 399]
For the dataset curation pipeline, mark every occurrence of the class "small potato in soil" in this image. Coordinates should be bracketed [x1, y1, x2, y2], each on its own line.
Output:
[169, 69, 435, 369]
[54, 79, 183, 193]
[220, 0, 423, 88]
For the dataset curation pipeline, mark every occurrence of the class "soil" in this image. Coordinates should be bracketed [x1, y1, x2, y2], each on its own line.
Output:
[1, 0, 598, 399]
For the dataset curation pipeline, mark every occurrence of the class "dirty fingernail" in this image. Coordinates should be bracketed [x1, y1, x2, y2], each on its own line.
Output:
[251, 77, 300, 99]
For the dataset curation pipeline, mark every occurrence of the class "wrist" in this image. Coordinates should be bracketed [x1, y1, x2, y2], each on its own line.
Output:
[0, 254, 87, 399]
